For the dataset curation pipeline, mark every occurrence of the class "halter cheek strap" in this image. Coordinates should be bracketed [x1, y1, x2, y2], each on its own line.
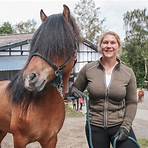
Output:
[30, 52, 75, 74]
[29, 52, 58, 71]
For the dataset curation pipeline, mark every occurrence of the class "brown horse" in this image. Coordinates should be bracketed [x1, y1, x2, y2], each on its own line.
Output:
[0, 5, 80, 148]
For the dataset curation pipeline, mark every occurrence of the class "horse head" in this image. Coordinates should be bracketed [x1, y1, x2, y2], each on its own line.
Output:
[22, 5, 80, 93]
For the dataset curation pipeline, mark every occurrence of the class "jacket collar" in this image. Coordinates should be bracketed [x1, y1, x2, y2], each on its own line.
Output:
[97, 57, 121, 70]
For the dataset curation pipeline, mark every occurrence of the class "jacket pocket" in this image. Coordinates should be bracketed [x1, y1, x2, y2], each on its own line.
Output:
[108, 99, 125, 125]
[118, 100, 125, 118]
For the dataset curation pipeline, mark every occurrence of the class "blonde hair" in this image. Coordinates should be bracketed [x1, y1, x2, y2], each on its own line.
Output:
[97, 31, 122, 55]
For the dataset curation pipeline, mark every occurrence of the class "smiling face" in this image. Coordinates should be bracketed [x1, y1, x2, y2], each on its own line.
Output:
[99, 32, 121, 59]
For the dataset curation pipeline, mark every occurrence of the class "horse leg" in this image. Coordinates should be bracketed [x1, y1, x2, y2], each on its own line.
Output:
[0, 131, 7, 148]
[40, 136, 57, 148]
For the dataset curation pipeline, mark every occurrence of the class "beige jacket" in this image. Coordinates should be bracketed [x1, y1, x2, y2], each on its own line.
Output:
[74, 59, 137, 132]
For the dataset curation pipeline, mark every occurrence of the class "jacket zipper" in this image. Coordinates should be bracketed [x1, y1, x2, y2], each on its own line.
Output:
[104, 71, 108, 128]
[104, 87, 108, 128]
[104, 71, 114, 128]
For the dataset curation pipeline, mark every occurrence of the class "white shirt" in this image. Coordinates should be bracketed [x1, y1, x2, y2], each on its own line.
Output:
[105, 73, 111, 87]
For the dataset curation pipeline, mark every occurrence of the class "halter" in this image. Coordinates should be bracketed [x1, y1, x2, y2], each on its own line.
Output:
[29, 51, 77, 97]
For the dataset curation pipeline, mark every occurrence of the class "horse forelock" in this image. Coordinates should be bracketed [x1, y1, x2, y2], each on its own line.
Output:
[30, 13, 80, 62]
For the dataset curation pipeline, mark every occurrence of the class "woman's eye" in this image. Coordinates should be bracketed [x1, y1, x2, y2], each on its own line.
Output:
[102, 41, 108, 44]
[110, 41, 116, 44]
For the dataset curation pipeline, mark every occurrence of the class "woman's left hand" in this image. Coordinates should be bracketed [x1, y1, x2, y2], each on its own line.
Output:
[114, 127, 129, 141]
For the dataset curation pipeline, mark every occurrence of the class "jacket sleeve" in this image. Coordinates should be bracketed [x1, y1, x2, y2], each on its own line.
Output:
[73, 64, 88, 92]
[121, 69, 137, 132]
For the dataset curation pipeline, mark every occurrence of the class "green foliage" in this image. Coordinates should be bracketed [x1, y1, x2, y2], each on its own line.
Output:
[0, 19, 37, 35]
[65, 104, 83, 117]
[138, 139, 148, 148]
[14, 19, 37, 34]
[122, 8, 148, 88]
[74, 0, 104, 43]
[0, 22, 13, 34]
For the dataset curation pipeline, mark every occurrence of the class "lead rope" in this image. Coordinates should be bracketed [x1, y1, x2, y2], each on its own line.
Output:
[51, 70, 64, 97]
[113, 136, 140, 148]
[70, 88, 94, 148]
[85, 95, 94, 148]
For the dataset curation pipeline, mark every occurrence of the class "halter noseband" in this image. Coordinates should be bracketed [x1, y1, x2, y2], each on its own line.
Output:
[29, 52, 76, 97]
[29, 52, 75, 73]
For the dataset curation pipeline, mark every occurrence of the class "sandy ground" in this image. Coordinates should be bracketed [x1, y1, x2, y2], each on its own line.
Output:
[1, 117, 87, 148]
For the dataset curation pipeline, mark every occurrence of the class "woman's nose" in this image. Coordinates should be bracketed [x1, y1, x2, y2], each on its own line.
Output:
[106, 43, 112, 48]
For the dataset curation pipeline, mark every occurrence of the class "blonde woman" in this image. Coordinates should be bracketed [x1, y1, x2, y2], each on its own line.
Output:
[73, 31, 138, 148]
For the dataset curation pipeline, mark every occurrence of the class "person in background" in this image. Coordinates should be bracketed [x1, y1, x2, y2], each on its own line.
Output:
[79, 97, 84, 110]
[138, 88, 144, 103]
[72, 98, 76, 110]
[72, 31, 138, 148]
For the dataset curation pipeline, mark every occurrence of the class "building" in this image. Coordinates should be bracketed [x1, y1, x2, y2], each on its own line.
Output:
[0, 34, 100, 81]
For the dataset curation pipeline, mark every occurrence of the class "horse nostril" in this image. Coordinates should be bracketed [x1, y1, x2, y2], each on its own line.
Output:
[29, 73, 38, 82]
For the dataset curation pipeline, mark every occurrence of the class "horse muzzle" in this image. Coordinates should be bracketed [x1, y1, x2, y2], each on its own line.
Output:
[24, 72, 48, 92]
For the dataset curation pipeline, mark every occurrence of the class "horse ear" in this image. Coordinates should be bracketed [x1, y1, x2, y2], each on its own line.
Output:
[40, 9, 48, 22]
[63, 4, 70, 22]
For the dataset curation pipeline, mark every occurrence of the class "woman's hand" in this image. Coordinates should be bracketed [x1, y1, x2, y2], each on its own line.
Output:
[69, 86, 84, 98]
[114, 127, 129, 141]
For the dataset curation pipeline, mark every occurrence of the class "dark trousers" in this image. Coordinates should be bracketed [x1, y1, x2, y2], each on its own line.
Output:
[85, 123, 137, 148]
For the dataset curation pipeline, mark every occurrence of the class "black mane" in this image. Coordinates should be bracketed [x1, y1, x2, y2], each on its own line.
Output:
[7, 13, 80, 107]
[30, 14, 80, 60]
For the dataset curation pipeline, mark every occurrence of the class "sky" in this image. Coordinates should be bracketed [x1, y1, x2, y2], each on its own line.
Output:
[0, 0, 148, 40]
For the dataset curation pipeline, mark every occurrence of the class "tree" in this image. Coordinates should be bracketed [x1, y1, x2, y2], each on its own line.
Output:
[14, 19, 37, 34]
[74, 0, 104, 43]
[0, 22, 13, 34]
[122, 8, 148, 88]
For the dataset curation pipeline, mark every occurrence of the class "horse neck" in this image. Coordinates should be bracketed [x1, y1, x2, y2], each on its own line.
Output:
[41, 86, 64, 105]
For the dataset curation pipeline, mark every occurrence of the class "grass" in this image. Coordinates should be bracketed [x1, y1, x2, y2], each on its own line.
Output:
[138, 139, 148, 148]
[65, 104, 84, 117]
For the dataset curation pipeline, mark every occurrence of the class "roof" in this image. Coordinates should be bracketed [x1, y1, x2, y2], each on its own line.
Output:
[0, 55, 28, 71]
[0, 34, 33, 47]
